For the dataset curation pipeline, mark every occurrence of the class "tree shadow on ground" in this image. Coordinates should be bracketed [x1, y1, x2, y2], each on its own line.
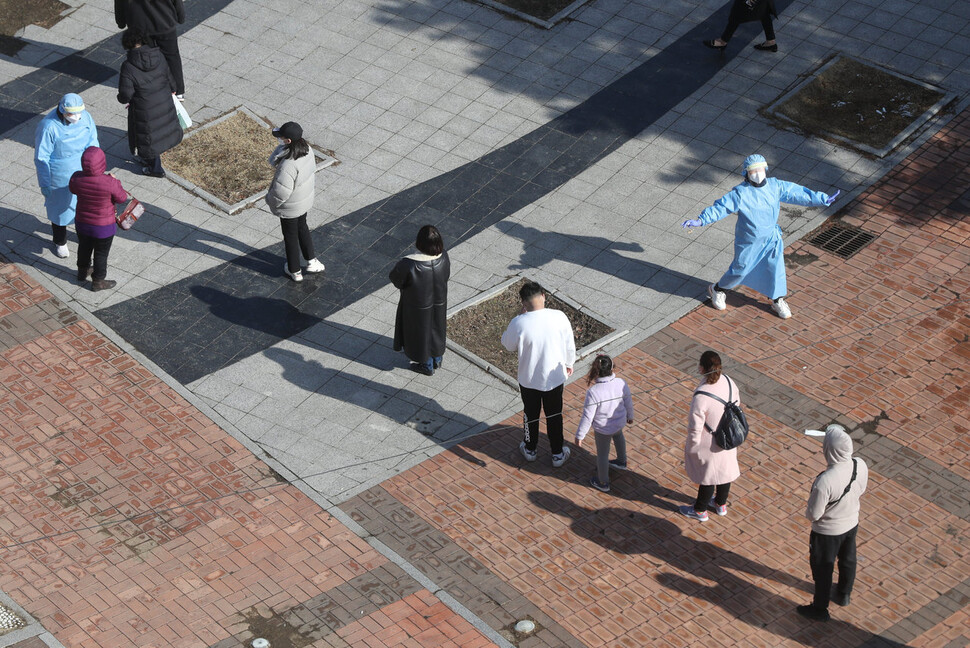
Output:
[497, 221, 707, 299]
[529, 490, 905, 648]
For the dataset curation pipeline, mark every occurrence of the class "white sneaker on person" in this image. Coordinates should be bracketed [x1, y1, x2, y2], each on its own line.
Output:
[54, 244, 69, 258]
[551, 446, 570, 468]
[305, 258, 326, 273]
[519, 441, 537, 462]
[772, 297, 792, 319]
[283, 263, 303, 282]
[707, 283, 726, 310]
[175, 94, 185, 101]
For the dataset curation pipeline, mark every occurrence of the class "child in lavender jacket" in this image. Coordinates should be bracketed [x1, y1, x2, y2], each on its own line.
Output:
[574, 355, 634, 493]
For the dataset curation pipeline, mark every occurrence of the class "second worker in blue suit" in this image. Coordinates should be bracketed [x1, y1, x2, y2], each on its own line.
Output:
[683, 154, 839, 319]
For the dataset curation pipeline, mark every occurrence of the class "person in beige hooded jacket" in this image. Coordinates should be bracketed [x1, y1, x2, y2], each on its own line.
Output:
[797, 424, 868, 622]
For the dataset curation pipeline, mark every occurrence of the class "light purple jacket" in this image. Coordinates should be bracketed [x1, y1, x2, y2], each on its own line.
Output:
[575, 375, 634, 442]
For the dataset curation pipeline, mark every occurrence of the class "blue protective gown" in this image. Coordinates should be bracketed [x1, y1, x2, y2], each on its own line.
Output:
[699, 178, 830, 299]
[34, 109, 100, 226]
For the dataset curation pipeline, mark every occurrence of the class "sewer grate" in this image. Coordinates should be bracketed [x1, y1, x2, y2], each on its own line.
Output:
[808, 223, 876, 259]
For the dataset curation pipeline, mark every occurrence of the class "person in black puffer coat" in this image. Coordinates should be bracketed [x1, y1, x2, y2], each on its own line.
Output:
[118, 30, 183, 177]
[389, 225, 450, 376]
[115, 0, 186, 97]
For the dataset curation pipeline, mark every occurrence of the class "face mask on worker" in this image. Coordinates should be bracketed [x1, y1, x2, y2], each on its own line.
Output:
[65, 112, 82, 124]
[747, 168, 766, 184]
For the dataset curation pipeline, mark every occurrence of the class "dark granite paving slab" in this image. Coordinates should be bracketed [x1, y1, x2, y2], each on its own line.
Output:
[93, 3, 790, 385]
[0, 0, 235, 134]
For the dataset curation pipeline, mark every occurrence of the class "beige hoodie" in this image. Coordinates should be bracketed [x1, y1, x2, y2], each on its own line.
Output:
[805, 426, 868, 535]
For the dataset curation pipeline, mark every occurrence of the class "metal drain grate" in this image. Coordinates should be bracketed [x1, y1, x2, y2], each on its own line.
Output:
[808, 223, 876, 259]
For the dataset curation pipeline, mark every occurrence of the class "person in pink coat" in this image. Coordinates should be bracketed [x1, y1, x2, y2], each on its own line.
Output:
[680, 350, 741, 522]
[69, 146, 127, 291]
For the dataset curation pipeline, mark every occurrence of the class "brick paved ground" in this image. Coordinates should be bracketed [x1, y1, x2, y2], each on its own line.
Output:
[345, 108, 970, 647]
[0, 260, 496, 648]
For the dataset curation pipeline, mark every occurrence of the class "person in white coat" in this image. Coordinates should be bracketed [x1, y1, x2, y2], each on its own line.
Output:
[266, 121, 325, 282]
[502, 281, 576, 468]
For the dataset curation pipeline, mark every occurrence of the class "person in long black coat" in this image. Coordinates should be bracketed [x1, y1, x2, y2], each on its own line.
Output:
[115, 0, 186, 97]
[704, 0, 778, 52]
[390, 225, 450, 376]
[118, 30, 183, 177]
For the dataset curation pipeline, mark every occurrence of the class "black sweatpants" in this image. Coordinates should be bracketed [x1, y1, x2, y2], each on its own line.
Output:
[520, 383, 564, 455]
[809, 525, 858, 610]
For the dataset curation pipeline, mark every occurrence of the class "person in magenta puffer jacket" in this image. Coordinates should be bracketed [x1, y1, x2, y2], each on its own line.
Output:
[679, 350, 742, 522]
[69, 147, 127, 291]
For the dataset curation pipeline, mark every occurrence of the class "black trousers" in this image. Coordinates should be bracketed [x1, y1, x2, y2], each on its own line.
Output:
[151, 29, 185, 95]
[77, 234, 114, 281]
[51, 223, 68, 246]
[280, 214, 315, 273]
[721, 14, 775, 42]
[809, 525, 858, 610]
[694, 482, 731, 513]
[520, 383, 564, 454]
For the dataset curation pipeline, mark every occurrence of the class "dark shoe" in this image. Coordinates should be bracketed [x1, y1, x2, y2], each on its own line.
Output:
[409, 363, 434, 376]
[589, 476, 610, 492]
[754, 42, 778, 52]
[703, 39, 727, 50]
[142, 166, 166, 178]
[832, 592, 850, 607]
[433, 358, 442, 369]
[77, 266, 92, 281]
[91, 279, 117, 292]
[796, 605, 830, 622]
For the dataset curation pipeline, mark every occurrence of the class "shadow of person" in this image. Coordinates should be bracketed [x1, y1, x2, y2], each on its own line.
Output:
[528, 490, 905, 647]
[497, 221, 707, 300]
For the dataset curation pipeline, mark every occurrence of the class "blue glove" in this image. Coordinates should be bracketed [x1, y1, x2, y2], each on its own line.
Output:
[824, 189, 840, 206]
[40, 186, 52, 197]
[682, 219, 703, 229]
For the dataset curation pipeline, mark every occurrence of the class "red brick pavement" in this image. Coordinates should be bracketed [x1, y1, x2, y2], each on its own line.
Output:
[379, 110, 970, 647]
[0, 262, 496, 647]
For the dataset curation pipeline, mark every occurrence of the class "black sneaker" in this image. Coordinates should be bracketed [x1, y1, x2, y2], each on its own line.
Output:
[409, 363, 434, 376]
[796, 605, 830, 622]
[832, 592, 850, 607]
[608, 459, 629, 471]
[589, 476, 610, 492]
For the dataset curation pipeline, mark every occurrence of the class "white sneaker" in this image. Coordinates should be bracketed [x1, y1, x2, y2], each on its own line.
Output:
[519, 441, 537, 462]
[305, 258, 326, 273]
[54, 244, 69, 258]
[551, 446, 571, 468]
[772, 297, 792, 319]
[175, 94, 185, 101]
[707, 283, 726, 310]
[283, 263, 303, 282]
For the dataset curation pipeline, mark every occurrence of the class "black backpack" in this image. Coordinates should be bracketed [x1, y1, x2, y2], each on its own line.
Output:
[696, 377, 749, 450]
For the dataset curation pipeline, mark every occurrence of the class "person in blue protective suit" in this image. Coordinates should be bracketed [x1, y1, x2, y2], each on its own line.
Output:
[34, 93, 100, 259]
[682, 155, 839, 319]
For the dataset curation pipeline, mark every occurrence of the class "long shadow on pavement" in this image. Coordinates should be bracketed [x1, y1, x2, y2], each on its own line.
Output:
[530, 491, 905, 648]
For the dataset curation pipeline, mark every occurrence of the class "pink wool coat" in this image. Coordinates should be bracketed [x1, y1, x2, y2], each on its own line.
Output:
[684, 374, 741, 486]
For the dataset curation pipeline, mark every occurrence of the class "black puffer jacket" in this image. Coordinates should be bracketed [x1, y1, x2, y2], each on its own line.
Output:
[115, 0, 185, 34]
[390, 252, 450, 363]
[118, 45, 182, 159]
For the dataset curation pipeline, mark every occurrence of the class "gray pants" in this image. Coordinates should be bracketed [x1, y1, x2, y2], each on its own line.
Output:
[594, 430, 626, 484]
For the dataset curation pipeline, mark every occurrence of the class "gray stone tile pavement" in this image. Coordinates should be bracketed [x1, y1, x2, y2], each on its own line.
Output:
[2, 0, 969, 512]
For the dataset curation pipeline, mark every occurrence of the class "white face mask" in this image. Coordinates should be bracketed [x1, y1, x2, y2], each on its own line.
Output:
[747, 169, 766, 184]
[65, 112, 82, 124]
[277, 138, 287, 146]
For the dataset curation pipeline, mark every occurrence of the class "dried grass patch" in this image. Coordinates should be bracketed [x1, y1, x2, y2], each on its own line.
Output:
[448, 278, 614, 379]
[163, 111, 276, 205]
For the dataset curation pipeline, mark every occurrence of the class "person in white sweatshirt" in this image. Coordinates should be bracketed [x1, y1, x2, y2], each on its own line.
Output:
[797, 424, 868, 622]
[501, 281, 576, 467]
